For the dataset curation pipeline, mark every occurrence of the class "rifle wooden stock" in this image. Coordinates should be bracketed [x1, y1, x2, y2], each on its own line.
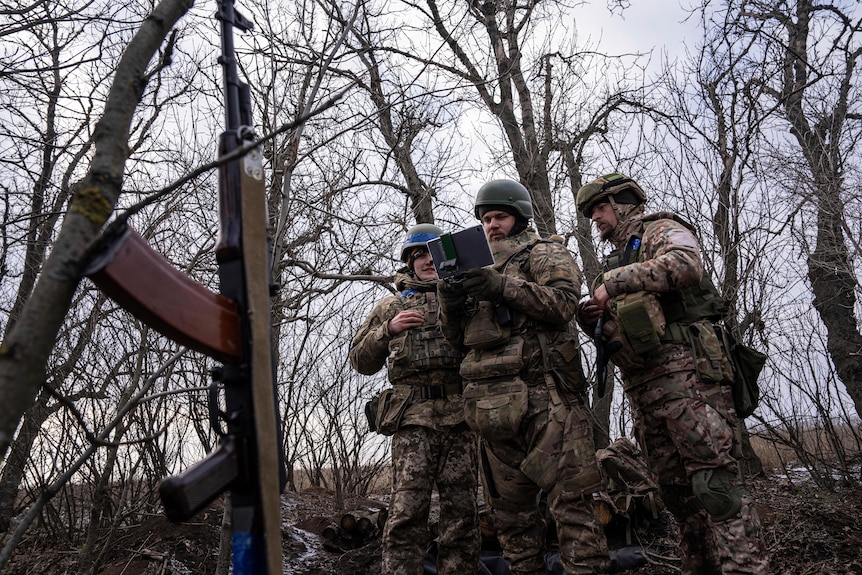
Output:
[86, 227, 243, 362]
[159, 436, 240, 522]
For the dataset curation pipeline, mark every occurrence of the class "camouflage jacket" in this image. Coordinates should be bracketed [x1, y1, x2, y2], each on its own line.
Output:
[602, 212, 703, 300]
[349, 272, 466, 429]
[441, 229, 584, 386]
[595, 212, 729, 386]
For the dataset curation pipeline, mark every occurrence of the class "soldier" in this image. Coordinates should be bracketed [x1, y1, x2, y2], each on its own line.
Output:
[437, 180, 613, 575]
[349, 223, 480, 575]
[575, 173, 769, 575]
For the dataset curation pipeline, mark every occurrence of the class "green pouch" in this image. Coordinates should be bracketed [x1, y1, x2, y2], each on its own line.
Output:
[613, 292, 663, 355]
[463, 378, 528, 440]
[688, 321, 733, 383]
[464, 301, 511, 349]
[728, 339, 766, 418]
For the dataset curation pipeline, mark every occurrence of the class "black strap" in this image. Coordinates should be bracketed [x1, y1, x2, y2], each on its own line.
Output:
[408, 382, 462, 399]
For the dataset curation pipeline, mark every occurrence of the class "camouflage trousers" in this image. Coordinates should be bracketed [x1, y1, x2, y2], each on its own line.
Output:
[628, 367, 769, 575]
[478, 382, 610, 575]
[382, 424, 480, 575]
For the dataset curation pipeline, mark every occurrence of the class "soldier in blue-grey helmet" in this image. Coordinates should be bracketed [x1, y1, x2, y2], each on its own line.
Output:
[349, 223, 480, 575]
[437, 180, 614, 575]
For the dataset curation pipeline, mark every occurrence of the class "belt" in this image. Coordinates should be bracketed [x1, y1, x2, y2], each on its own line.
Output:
[397, 382, 462, 399]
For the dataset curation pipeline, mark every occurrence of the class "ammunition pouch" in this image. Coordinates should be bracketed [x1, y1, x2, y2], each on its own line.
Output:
[610, 291, 666, 355]
[464, 300, 511, 349]
[687, 321, 734, 384]
[460, 338, 524, 380]
[463, 377, 528, 440]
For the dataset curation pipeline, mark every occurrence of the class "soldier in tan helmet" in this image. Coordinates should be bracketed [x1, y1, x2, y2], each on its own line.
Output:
[576, 173, 769, 575]
[349, 224, 480, 575]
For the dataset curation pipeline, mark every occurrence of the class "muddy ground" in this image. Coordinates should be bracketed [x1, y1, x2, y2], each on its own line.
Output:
[6, 475, 862, 575]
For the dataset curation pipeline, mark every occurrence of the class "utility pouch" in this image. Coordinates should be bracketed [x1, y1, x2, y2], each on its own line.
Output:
[550, 337, 588, 395]
[365, 388, 408, 436]
[463, 378, 529, 440]
[464, 301, 511, 349]
[364, 394, 380, 433]
[613, 292, 665, 355]
[723, 330, 767, 418]
[688, 321, 733, 383]
[460, 338, 524, 380]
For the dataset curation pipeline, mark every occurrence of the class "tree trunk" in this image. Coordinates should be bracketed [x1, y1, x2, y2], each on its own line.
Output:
[0, 395, 56, 533]
[0, 0, 194, 459]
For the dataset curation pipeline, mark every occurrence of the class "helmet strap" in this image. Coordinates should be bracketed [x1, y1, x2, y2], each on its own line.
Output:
[406, 247, 428, 275]
[509, 217, 529, 237]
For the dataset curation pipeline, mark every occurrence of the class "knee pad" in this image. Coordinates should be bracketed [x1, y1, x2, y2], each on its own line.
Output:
[691, 469, 743, 522]
[660, 484, 701, 520]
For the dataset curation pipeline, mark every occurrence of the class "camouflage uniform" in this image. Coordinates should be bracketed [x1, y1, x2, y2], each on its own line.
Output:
[582, 212, 769, 575]
[349, 273, 480, 575]
[440, 229, 611, 575]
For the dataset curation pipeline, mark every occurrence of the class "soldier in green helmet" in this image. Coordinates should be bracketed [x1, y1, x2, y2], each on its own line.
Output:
[576, 173, 769, 575]
[437, 180, 616, 575]
[349, 223, 480, 575]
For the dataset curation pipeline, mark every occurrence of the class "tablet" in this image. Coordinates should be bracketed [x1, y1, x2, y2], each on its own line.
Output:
[426, 225, 495, 279]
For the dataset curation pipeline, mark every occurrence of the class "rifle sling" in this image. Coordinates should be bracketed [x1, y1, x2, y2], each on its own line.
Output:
[238, 146, 283, 575]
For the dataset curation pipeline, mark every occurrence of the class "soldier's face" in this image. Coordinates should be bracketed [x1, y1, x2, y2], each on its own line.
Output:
[590, 201, 618, 240]
[482, 210, 515, 241]
[411, 250, 438, 281]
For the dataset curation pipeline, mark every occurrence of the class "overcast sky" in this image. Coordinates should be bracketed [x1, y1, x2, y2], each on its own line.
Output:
[576, 1, 700, 64]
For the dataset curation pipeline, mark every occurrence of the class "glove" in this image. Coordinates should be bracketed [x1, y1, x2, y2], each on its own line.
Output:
[437, 279, 467, 313]
[608, 546, 646, 573]
[463, 267, 505, 301]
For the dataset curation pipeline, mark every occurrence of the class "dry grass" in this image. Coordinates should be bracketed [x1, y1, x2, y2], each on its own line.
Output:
[750, 422, 862, 485]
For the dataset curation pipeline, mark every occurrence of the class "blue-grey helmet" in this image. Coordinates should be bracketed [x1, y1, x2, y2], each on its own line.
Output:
[399, 223, 443, 262]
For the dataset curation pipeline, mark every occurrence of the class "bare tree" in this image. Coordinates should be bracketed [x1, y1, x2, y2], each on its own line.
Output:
[717, 0, 862, 416]
[0, 0, 194, 456]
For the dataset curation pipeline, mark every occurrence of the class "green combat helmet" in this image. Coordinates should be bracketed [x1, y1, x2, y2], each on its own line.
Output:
[473, 179, 534, 220]
[399, 223, 443, 262]
[576, 173, 646, 217]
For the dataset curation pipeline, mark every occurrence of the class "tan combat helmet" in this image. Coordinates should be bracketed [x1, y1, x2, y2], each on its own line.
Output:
[576, 173, 646, 218]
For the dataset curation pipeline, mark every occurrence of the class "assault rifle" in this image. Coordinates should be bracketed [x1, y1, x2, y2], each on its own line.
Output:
[86, 1, 285, 573]
[594, 314, 609, 398]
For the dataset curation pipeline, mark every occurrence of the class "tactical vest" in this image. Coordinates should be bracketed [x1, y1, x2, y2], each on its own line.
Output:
[386, 292, 462, 383]
[460, 236, 579, 383]
[603, 214, 727, 344]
